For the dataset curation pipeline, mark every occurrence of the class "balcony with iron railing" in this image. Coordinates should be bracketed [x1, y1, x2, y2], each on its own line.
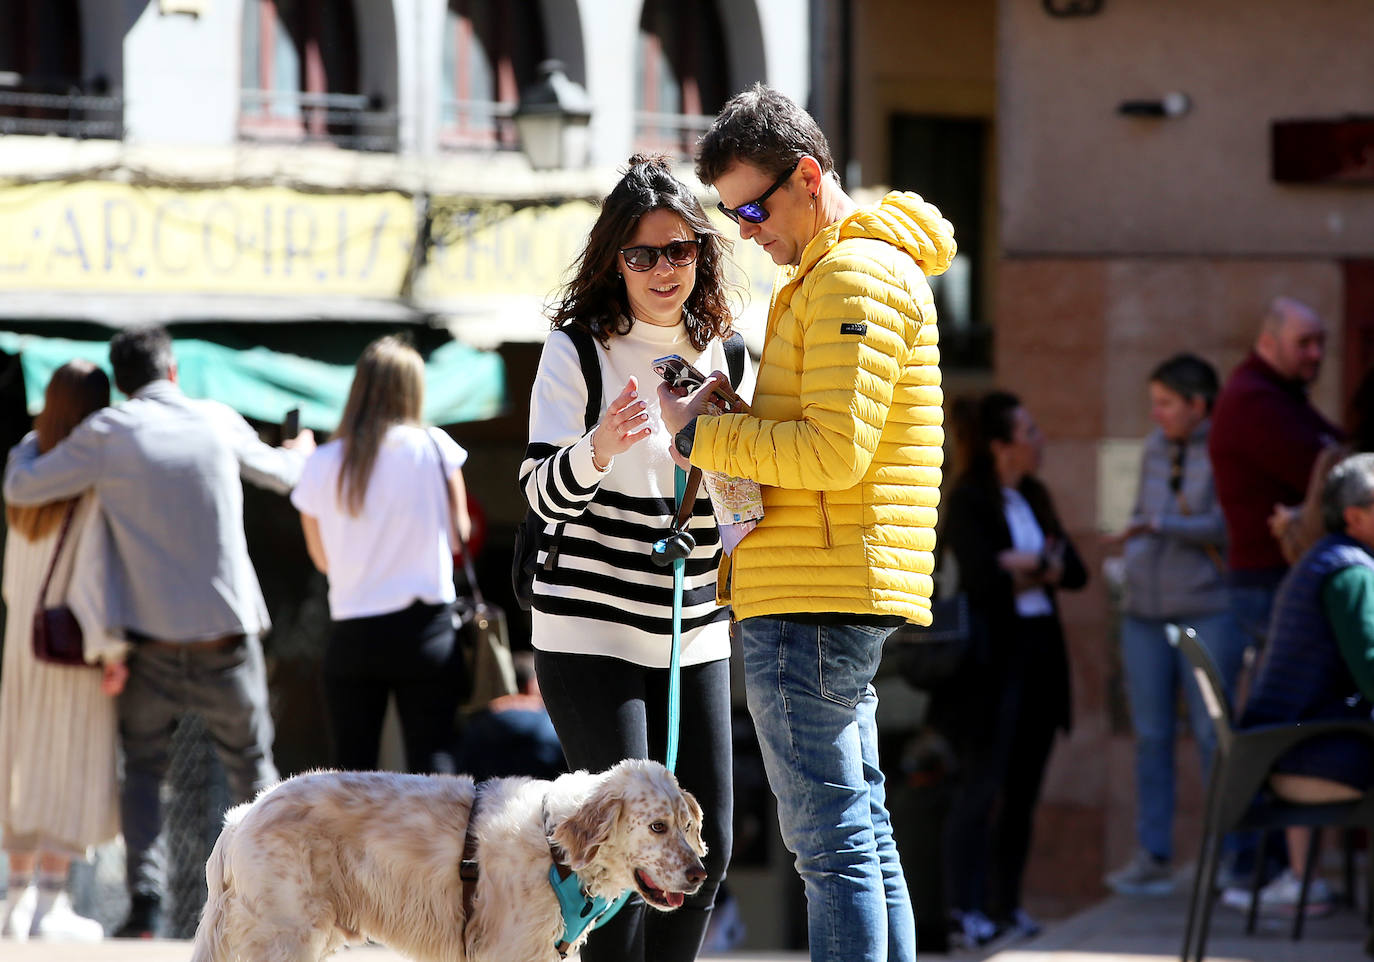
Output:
[437, 98, 521, 152]
[238, 89, 398, 152]
[633, 110, 715, 161]
[0, 72, 123, 139]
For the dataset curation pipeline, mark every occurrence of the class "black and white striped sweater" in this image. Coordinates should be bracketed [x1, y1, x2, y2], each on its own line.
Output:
[519, 321, 753, 668]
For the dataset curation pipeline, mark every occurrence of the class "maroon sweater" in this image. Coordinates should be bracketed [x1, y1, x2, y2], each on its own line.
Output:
[1209, 353, 1343, 576]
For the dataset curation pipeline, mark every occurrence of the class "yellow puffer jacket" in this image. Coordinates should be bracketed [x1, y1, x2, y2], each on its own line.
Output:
[692, 191, 955, 625]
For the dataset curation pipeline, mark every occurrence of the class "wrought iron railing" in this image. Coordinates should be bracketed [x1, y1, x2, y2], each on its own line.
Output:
[238, 89, 398, 152]
[0, 83, 123, 139]
[437, 98, 520, 151]
[633, 110, 715, 159]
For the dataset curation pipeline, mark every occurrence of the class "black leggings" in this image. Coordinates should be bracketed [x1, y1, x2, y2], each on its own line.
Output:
[535, 650, 733, 962]
[323, 600, 465, 774]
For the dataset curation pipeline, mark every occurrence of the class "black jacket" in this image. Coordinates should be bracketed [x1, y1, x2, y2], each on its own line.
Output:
[940, 474, 1087, 731]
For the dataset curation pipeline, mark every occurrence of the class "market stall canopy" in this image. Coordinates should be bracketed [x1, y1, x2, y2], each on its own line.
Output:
[0, 331, 504, 430]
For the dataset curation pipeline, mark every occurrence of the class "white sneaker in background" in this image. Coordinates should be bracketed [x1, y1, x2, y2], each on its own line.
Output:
[1105, 849, 1176, 896]
[1221, 869, 1333, 917]
[30, 892, 103, 942]
[1, 884, 36, 942]
[952, 908, 998, 947]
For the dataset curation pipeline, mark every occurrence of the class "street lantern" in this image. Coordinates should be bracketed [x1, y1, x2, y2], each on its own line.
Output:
[514, 60, 592, 171]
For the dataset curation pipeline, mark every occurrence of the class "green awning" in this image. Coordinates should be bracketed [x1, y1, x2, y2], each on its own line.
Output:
[0, 332, 505, 429]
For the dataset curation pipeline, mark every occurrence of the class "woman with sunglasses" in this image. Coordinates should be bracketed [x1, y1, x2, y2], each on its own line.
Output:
[518, 153, 753, 962]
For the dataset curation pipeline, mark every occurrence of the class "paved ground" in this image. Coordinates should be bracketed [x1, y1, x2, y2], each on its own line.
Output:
[4, 880, 1370, 961]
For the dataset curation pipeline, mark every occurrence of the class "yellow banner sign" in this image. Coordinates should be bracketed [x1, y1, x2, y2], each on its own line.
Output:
[0, 182, 415, 296]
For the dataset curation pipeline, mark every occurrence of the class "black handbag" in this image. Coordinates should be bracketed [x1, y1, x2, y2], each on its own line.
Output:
[32, 503, 97, 668]
[891, 593, 978, 691]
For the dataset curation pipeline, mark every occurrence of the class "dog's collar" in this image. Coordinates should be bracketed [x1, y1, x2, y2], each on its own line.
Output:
[542, 796, 632, 958]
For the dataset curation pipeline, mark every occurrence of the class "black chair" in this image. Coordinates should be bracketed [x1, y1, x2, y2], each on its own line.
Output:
[1166, 623, 1374, 961]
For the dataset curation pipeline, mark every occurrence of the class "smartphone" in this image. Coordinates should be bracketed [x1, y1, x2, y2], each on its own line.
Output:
[282, 407, 300, 440]
[651, 355, 742, 412]
[652, 354, 709, 392]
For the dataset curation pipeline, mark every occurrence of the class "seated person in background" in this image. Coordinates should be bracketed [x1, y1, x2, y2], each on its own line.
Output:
[1227, 452, 1374, 916]
[454, 651, 566, 781]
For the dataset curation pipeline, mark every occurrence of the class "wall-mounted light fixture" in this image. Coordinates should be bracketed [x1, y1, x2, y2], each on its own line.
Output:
[1044, 0, 1104, 16]
[514, 60, 592, 171]
[1117, 93, 1191, 118]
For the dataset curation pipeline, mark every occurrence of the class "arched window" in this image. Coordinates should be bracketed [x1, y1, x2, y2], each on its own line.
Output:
[634, 0, 728, 157]
[441, 0, 546, 150]
[0, 0, 117, 138]
[240, 0, 384, 149]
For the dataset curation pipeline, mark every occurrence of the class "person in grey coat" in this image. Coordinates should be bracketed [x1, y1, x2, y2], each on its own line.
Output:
[2, 325, 314, 938]
[1103, 353, 1243, 896]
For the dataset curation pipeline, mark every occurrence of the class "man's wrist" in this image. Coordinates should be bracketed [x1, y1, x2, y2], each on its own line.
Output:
[674, 417, 698, 460]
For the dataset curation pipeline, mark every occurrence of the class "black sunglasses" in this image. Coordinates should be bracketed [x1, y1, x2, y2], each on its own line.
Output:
[619, 239, 700, 272]
[717, 159, 800, 224]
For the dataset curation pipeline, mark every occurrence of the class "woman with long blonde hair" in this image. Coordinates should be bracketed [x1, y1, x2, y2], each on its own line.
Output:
[0, 360, 123, 943]
[291, 336, 471, 773]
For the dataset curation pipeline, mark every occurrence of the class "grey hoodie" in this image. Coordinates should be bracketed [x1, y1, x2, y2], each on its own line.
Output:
[1121, 422, 1229, 618]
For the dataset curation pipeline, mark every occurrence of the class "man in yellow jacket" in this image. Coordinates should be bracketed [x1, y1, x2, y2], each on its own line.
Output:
[659, 84, 955, 962]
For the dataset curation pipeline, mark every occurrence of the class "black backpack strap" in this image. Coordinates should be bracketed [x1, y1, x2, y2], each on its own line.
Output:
[723, 332, 745, 390]
[538, 326, 603, 579]
[562, 325, 604, 431]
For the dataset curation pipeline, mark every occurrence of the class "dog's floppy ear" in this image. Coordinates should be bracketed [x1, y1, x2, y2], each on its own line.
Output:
[551, 783, 624, 870]
[679, 788, 707, 857]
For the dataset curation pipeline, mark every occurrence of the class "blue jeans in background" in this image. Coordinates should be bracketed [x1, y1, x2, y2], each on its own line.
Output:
[1120, 611, 1244, 861]
[1223, 579, 1288, 882]
[739, 616, 916, 962]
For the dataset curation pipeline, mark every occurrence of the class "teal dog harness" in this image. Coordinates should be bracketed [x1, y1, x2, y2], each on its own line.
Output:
[548, 863, 632, 958]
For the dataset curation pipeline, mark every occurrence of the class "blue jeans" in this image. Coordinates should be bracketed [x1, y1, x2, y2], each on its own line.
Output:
[739, 616, 915, 962]
[1120, 612, 1243, 861]
[1224, 581, 1288, 881]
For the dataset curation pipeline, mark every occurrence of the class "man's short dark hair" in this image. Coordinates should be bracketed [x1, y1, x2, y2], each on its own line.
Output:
[695, 83, 835, 186]
[109, 325, 174, 395]
[1149, 353, 1219, 413]
[1322, 452, 1374, 534]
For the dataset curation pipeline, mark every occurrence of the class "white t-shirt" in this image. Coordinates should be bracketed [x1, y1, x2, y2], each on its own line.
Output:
[1002, 486, 1054, 618]
[291, 424, 468, 620]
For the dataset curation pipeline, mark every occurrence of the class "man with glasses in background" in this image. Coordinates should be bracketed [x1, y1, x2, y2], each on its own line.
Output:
[658, 84, 956, 962]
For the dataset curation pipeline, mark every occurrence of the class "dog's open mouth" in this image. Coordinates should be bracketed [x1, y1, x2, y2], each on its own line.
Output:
[634, 869, 687, 909]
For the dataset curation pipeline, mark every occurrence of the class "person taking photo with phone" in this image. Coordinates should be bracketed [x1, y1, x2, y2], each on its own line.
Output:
[518, 153, 754, 962]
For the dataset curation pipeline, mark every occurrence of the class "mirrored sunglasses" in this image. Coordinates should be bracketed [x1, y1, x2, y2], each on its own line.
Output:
[619, 239, 700, 272]
[717, 159, 801, 224]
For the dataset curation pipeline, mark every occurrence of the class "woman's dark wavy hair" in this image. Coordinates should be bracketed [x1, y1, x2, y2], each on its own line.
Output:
[548, 153, 734, 351]
[951, 390, 1022, 487]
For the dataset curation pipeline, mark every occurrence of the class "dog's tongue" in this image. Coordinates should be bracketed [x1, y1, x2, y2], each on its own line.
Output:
[663, 891, 685, 909]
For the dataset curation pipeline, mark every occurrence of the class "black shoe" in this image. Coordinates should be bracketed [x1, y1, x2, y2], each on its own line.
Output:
[113, 894, 161, 939]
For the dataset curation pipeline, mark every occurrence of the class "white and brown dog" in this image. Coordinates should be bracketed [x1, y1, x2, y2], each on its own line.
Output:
[189, 758, 706, 962]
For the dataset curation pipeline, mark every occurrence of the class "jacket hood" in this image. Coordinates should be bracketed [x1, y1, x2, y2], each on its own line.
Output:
[820, 191, 957, 278]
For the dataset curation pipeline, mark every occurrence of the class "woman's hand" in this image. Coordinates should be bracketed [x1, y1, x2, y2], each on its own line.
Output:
[101, 660, 129, 696]
[590, 377, 652, 470]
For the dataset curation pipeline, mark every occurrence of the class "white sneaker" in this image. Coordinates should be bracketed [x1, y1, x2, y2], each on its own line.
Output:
[1, 884, 36, 942]
[1221, 869, 1333, 917]
[952, 909, 998, 946]
[31, 892, 103, 942]
[1105, 849, 1176, 896]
